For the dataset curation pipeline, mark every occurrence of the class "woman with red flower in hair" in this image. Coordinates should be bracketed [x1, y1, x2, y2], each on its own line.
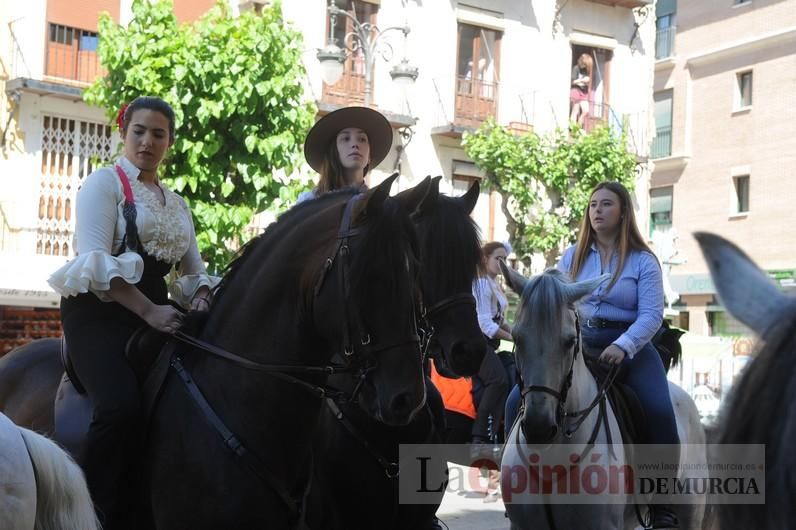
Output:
[48, 96, 217, 529]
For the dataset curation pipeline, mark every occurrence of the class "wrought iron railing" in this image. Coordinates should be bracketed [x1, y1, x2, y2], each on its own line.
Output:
[44, 40, 103, 86]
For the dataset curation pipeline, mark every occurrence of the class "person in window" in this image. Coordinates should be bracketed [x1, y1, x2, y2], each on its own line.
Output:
[48, 96, 218, 529]
[570, 52, 594, 127]
[296, 106, 393, 204]
[471, 242, 512, 455]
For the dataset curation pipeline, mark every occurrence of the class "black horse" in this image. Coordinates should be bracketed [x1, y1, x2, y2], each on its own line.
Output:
[307, 177, 485, 530]
[1, 175, 432, 529]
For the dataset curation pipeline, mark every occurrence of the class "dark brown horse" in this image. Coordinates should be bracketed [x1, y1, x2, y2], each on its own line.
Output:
[695, 232, 796, 530]
[1, 175, 432, 528]
[307, 177, 485, 529]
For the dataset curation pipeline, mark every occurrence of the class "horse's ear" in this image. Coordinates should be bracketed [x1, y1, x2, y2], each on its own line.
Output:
[365, 172, 399, 214]
[395, 175, 435, 217]
[418, 175, 441, 217]
[695, 232, 788, 338]
[460, 179, 479, 215]
[562, 273, 611, 304]
[500, 260, 527, 295]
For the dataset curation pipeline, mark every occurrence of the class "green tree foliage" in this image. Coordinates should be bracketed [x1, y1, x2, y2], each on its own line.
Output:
[84, 0, 315, 271]
[463, 120, 638, 266]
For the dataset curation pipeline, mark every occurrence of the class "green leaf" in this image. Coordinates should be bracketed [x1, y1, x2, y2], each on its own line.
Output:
[221, 179, 235, 197]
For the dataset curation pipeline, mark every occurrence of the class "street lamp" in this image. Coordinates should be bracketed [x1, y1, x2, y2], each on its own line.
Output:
[316, 0, 419, 107]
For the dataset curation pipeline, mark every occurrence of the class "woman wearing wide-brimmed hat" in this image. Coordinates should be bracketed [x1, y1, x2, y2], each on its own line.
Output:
[297, 106, 393, 203]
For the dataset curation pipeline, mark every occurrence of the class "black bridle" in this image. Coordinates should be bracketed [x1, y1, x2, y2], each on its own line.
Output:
[515, 312, 620, 452]
[324, 291, 475, 479]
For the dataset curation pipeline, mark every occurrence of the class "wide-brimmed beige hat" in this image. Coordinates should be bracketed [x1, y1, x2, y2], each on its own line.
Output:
[304, 106, 393, 173]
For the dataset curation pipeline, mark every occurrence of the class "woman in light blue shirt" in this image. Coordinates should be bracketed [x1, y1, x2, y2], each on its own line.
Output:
[566, 181, 679, 528]
[506, 181, 680, 529]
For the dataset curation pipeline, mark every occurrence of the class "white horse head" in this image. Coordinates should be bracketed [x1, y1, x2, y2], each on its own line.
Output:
[500, 262, 609, 444]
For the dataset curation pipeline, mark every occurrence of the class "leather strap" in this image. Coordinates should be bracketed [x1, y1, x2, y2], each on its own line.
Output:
[171, 356, 310, 522]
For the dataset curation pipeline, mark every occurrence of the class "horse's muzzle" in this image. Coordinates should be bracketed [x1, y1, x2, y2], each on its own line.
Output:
[521, 416, 559, 446]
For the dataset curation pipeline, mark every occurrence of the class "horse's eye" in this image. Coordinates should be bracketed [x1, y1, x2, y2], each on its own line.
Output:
[564, 337, 577, 350]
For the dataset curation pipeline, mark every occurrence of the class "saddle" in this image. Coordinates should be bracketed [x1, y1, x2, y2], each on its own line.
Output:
[583, 352, 650, 446]
[54, 327, 174, 461]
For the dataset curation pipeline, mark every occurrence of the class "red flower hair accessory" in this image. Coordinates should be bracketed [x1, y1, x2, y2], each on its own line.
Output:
[116, 103, 129, 131]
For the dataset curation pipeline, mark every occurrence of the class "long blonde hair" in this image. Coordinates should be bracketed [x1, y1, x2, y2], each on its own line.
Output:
[569, 181, 655, 290]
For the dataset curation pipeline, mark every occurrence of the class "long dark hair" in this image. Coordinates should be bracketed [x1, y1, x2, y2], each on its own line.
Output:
[569, 181, 654, 290]
[316, 135, 371, 195]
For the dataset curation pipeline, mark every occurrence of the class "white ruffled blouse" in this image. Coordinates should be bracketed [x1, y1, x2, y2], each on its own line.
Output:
[48, 156, 219, 305]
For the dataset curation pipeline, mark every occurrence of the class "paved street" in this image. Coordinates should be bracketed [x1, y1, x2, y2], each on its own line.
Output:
[435, 463, 510, 530]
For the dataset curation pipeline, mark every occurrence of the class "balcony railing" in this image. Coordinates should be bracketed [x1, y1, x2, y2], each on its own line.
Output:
[455, 76, 498, 128]
[656, 26, 676, 60]
[45, 42, 104, 86]
[651, 125, 673, 159]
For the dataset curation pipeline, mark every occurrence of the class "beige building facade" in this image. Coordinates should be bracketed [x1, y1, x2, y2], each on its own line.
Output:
[650, 0, 796, 338]
[650, 0, 796, 398]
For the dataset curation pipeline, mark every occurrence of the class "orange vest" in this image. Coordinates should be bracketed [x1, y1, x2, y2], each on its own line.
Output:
[429, 364, 476, 419]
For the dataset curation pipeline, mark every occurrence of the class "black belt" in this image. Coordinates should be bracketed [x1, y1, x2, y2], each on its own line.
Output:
[584, 318, 630, 330]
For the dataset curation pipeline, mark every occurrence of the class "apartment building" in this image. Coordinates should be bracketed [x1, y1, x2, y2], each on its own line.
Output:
[649, 0, 796, 396]
[0, 0, 657, 353]
[650, 0, 796, 336]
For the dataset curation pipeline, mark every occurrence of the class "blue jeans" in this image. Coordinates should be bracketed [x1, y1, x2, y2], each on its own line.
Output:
[504, 327, 679, 444]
